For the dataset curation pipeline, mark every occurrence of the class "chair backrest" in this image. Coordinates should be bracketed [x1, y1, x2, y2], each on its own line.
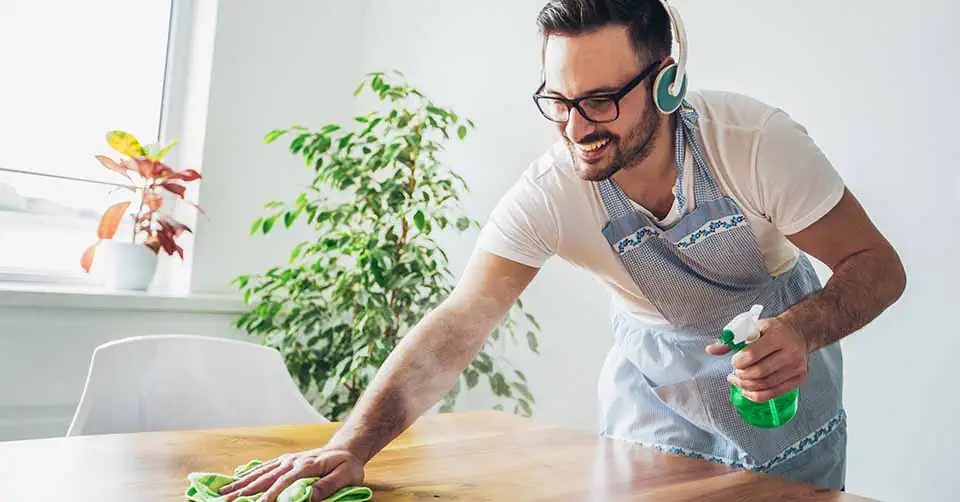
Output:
[66, 334, 327, 436]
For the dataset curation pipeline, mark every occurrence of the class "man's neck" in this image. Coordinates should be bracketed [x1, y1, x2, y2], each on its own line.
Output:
[611, 114, 678, 220]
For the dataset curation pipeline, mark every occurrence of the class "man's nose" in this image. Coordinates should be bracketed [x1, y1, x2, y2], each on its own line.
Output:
[564, 106, 595, 143]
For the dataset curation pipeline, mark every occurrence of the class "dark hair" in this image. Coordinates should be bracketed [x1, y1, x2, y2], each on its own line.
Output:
[536, 0, 672, 64]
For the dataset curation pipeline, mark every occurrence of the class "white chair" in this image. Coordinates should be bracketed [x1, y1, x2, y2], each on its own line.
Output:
[66, 334, 327, 436]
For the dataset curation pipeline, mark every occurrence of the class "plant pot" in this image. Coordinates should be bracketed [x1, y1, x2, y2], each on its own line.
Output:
[91, 240, 159, 291]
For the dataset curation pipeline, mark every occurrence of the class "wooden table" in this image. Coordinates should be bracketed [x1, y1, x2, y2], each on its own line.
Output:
[0, 411, 872, 501]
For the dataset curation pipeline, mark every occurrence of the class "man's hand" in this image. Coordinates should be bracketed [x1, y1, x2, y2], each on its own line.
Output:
[219, 448, 363, 502]
[706, 317, 809, 402]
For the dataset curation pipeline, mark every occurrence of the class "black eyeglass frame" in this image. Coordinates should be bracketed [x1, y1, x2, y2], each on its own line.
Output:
[532, 59, 663, 124]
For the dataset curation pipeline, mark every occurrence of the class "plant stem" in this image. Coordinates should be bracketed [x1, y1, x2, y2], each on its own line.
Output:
[387, 119, 423, 337]
[132, 180, 150, 244]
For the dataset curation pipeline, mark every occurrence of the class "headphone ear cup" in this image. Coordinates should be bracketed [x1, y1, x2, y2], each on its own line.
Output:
[653, 63, 688, 114]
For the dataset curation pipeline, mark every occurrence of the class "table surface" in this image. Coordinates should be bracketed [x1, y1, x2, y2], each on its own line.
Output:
[0, 411, 873, 501]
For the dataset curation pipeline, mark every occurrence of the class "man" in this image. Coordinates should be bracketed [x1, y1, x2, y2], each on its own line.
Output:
[221, 1, 905, 499]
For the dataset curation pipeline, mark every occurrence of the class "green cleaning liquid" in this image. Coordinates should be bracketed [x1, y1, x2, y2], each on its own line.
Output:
[719, 305, 799, 429]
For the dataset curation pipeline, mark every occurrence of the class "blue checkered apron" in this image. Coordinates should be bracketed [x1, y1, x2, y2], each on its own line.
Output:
[596, 102, 847, 489]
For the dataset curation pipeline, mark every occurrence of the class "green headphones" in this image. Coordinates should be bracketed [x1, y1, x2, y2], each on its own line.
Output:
[652, 0, 689, 114]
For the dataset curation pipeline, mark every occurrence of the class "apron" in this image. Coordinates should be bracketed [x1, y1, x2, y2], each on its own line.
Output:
[596, 101, 846, 488]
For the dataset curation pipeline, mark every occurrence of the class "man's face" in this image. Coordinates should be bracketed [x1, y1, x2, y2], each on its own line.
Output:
[542, 25, 661, 181]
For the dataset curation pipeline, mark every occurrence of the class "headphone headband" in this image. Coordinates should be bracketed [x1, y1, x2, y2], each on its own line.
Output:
[658, 0, 688, 96]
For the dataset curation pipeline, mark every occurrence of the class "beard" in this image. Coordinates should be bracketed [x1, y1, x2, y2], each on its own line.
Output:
[567, 103, 662, 182]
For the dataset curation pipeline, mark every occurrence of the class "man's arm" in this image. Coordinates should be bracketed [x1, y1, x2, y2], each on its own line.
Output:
[711, 188, 906, 401]
[780, 188, 906, 351]
[220, 250, 540, 501]
[324, 250, 539, 462]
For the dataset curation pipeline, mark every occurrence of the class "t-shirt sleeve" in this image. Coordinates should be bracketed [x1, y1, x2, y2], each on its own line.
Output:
[475, 169, 559, 268]
[754, 110, 846, 235]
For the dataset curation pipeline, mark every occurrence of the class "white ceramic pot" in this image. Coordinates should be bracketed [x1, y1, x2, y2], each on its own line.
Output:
[91, 240, 159, 291]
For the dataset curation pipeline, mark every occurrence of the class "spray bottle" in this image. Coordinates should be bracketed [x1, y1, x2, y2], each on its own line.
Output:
[719, 305, 799, 429]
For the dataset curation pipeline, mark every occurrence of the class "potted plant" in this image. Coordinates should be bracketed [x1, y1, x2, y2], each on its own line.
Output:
[81, 131, 203, 291]
[234, 71, 541, 420]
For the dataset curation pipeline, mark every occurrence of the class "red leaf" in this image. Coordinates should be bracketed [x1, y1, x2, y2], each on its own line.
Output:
[144, 193, 163, 211]
[161, 182, 186, 198]
[158, 216, 191, 236]
[168, 169, 202, 182]
[157, 231, 177, 255]
[144, 237, 161, 253]
[95, 155, 131, 181]
[188, 201, 207, 219]
[97, 201, 131, 239]
[134, 158, 155, 178]
[152, 162, 174, 178]
[80, 242, 99, 272]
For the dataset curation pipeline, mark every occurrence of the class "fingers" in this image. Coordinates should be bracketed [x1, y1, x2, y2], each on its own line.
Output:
[310, 461, 361, 501]
[220, 458, 281, 494]
[731, 337, 779, 370]
[260, 467, 309, 502]
[728, 368, 793, 392]
[705, 342, 731, 356]
[733, 349, 794, 381]
[741, 374, 805, 402]
[221, 461, 294, 501]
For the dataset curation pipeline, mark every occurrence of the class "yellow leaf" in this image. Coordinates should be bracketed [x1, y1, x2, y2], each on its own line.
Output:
[149, 140, 178, 161]
[106, 130, 144, 158]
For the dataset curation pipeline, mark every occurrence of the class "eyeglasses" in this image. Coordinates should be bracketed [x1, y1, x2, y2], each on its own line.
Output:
[532, 59, 662, 124]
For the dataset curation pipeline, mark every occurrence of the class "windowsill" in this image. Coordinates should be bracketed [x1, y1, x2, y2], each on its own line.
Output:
[0, 282, 247, 314]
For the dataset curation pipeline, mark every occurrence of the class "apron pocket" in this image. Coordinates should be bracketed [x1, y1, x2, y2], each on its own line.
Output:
[643, 373, 716, 434]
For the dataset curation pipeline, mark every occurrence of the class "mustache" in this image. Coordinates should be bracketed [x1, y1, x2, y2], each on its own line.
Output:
[572, 132, 617, 145]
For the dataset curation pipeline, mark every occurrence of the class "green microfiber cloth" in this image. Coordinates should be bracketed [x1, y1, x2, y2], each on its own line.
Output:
[185, 459, 373, 502]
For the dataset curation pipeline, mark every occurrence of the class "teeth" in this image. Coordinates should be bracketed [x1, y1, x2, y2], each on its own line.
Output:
[579, 139, 610, 153]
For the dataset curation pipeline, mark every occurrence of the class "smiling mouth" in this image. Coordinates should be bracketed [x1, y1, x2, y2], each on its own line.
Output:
[575, 137, 612, 161]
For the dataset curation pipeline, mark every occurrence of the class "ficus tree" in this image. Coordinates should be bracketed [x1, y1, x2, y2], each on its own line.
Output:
[234, 71, 541, 421]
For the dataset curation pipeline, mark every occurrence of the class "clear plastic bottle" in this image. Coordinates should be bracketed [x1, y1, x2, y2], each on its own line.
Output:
[719, 305, 799, 429]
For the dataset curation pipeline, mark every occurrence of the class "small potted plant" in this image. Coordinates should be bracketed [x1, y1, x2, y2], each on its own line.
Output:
[81, 131, 203, 291]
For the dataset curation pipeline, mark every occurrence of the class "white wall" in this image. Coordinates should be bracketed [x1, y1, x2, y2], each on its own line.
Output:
[191, 0, 369, 294]
[672, 2, 959, 500]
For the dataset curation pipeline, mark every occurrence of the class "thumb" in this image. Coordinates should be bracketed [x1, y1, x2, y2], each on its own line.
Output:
[705, 342, 732, 356]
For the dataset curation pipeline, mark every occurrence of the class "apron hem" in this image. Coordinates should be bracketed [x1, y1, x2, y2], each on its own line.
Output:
[600, 408, 847, 473]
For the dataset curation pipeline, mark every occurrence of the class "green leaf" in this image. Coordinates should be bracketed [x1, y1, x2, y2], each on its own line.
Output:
[525, 313, 541, 330]
[489, 373, 511, 397]
[413, 210, 426, 231]
[290, 133, 310, 154]
[518, 398, 533, 417]
[426, 104, 447, 117]
[264, 129, 286, 143]
[289, 241, 309, 262]
[457, 125, 467, 140]
[526, 331, 540, 355]
[262, 214, 280, 234]
[353, 81, 366, 96]
[512, 382, 535, 402]
[284, 208, 302, 228]
[472, 352, 493, 373]
[322, 124, 342, 134]
[250, 217, 264, 235]
[464, 369, 479, 389]
[493, 404, 504, 412]
[455, 217, 471, 231]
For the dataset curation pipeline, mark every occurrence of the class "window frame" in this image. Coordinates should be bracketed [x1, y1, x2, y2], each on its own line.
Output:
[0, 0, 213, 294]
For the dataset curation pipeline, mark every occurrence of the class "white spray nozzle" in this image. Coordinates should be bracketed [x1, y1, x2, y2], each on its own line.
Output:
[723, 304, 764, 345]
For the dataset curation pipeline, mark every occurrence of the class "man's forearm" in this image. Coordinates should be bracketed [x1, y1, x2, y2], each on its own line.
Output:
[324, 296, 503, 463]
[780, 244, 906, 352]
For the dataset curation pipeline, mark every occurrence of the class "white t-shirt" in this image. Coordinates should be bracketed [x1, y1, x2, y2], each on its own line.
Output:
[476, 90, 845, 326]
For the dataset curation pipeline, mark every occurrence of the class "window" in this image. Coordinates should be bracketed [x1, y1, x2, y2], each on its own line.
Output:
[0, 0, 174, 283]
